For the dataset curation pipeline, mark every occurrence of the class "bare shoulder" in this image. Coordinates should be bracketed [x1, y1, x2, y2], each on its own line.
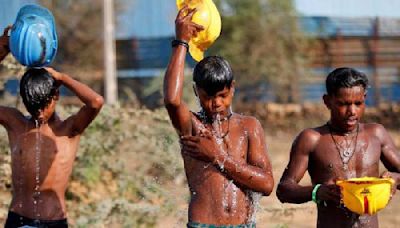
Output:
[0, 106, 24, 116]
[234, 113, 262, 129]
[0, 106, 26, 126]
[292, 126, 323, 153]
[362, 122, 386, 132]
[362, 122, 390, 140]
[298, 127, 322, 140]
[54, 114, 83, 137]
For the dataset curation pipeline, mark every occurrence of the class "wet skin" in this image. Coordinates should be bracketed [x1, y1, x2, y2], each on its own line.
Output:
[164, 7, 274, 225]
[0, 67, 104, 220]
[181, 112, 273, 224]
[277, 86, 400, 228]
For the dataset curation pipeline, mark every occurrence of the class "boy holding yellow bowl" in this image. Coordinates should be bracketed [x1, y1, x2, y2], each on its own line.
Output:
[164, 5, 274, 228]
[277, 67, 400, 227]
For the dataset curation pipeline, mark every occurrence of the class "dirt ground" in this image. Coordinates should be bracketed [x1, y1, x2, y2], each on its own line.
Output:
[158, 130, 400, 228]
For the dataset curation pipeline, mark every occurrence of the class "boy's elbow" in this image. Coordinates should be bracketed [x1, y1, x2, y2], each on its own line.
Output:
[262, 184, 273, 196]
[259, 177, 274, 196]
[163, 97, 180, 109]
[276, 183, 289, 203]
[92, 96, 104, 110]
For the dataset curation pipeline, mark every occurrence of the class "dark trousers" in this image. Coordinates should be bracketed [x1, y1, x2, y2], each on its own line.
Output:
[4, 211, 68, 228]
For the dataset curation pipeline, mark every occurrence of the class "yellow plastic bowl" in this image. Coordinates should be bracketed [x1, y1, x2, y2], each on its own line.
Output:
[336, 177, 394, 215]
[176, 0, 221, 61]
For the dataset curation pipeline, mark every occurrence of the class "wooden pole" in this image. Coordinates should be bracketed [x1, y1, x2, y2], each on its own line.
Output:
[103, 0, 118, 104]
[372, 17, 380, 106]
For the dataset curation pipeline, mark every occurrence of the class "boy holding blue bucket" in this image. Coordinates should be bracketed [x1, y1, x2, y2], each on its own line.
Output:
[0, 5, 104, 227]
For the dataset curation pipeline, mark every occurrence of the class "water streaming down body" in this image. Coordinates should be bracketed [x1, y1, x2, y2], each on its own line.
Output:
[198, 108, 259, 218]
[15, 141, 23, 210]
[211, 112, 241, 214]
[212, 114, 231, 212]
[34, 120, 41, 219]
[247, 191, 262, 224]
[212, 113, 224, 145]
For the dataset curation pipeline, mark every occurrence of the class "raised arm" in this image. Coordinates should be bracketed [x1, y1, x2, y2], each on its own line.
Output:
[277, 129, 340, 204]
[0, 106, 25, 131]
[45, 67, 104, 135]
[163, 6, 203, 136]
[375, 124, 400, 190]
[0, 26, 11, 62]
[0, 26, 26, 130]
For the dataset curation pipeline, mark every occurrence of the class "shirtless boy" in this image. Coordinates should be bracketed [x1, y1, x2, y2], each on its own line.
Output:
[0, 27, 104, 227]
[277, 67, 400, 228]
[164, 7, 274, 227]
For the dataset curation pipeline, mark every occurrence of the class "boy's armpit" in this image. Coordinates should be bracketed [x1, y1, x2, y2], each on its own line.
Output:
[165, 103, 192, 136]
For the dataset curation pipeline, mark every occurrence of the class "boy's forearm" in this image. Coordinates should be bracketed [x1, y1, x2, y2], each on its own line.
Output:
[276, 181, 313, 204]
[59, 73, 103, 108]
[163, 45, 187, 107]
[214, 154, 274, 195]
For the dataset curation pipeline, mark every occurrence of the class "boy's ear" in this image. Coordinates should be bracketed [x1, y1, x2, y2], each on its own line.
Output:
[323, 94, 330, 109]
[231, 80, 236, 94]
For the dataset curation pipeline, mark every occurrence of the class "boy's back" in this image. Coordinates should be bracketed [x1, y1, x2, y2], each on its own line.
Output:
[6, 108, 83, 219]
[0, 66, 103, 227]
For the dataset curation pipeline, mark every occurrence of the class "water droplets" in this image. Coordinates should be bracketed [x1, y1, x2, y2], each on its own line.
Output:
[247, 191, 262, 224]
[212, 113, 224, 144]
[34, 119, 41, 219]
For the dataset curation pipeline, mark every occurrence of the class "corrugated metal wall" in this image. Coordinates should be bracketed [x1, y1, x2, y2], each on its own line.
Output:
[116, 0, 175, 39]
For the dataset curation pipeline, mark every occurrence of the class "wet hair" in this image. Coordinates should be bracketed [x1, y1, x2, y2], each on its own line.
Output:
[326, 67, 369, 95]
[193, 56, 234, 96]
[20, 68, 58, 117]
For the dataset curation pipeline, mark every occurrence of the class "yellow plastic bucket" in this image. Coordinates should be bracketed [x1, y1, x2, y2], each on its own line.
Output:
[176, 0, 221, 61]
[336, 177, 394, 215]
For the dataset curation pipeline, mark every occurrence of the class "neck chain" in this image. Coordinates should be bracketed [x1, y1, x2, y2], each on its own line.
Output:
[327, 122, 359, 171]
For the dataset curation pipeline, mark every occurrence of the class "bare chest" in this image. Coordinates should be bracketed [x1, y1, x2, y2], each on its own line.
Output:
[192, 118, 249, 160]
[311, 135, 381, 181]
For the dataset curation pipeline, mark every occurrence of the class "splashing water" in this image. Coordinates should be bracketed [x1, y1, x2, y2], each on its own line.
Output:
[212, 113, 224, 145]
[222, 180, 235, 211]
[198, 108, 243, 215]
[247, 191, 262, 224]
[222, 186, 228, 210]
[34, 120, 41, 219]
[17, 150, 24, 210]
[231, 182, 238, 213]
